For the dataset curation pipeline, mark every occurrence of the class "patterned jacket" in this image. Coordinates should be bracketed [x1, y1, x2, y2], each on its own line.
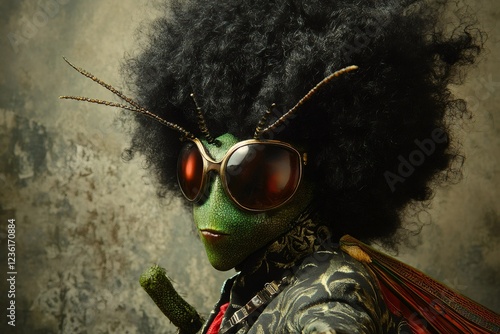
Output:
[201, 246, 404, 334]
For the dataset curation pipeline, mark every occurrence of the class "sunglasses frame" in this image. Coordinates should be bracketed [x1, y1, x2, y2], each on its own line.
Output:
[177, 138, 307, 212]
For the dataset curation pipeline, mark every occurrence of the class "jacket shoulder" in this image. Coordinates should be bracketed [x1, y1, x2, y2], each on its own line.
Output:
[245, 249, 399, 334]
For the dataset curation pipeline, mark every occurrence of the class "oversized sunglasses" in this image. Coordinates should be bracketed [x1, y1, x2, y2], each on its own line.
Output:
[177, 138, 307, 212]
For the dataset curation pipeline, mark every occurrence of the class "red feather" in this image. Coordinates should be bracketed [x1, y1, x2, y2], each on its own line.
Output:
[340, 235, 500, 334]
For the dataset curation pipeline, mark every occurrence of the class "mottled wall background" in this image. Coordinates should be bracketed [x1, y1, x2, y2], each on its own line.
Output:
[0, 0, 498, 333]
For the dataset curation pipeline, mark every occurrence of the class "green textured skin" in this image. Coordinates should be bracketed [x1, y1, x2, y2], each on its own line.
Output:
[139, 265, 204, 334]
[140, 134, 313, 333]
[193, 133, 314, 271]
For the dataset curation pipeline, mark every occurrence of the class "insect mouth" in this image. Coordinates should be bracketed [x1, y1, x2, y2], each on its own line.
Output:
[200, 229, 229, 242]
[200, 229, 229, 236]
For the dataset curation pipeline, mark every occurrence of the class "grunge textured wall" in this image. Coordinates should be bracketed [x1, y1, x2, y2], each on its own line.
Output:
[0, 0, 499, 333]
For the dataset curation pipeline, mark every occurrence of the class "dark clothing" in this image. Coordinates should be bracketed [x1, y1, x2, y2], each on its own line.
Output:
[201, 247, 401, 333]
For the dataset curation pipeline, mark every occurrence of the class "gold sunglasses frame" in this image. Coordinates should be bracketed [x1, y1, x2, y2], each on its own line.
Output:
[177, 138, 307, 212]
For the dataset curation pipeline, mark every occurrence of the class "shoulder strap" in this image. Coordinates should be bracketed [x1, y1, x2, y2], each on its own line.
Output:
[219, 277, 290, 334]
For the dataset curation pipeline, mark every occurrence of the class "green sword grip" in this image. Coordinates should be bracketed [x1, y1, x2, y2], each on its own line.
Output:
[140, 265, 204, 334]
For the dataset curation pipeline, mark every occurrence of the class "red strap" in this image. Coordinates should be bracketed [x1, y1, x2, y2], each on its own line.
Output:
[207, 302, 230, 334]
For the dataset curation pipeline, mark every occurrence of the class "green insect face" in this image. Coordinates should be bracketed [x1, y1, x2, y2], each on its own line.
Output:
[191, 133, 314, 271]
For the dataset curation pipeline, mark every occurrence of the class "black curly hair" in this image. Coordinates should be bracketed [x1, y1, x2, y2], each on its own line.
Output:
[122, 0, 482, 247]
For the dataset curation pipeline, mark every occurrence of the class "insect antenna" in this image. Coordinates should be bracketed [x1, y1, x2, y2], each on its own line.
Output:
[253, 103, 276, 139]
[259, 65, 358, 136]
[59, 57, 195, 140]
[190, 93, 215, 144]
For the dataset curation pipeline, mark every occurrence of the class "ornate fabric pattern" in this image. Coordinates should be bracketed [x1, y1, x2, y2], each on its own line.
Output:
[202, 247, 403, 334]
[243, 208, 324, 275]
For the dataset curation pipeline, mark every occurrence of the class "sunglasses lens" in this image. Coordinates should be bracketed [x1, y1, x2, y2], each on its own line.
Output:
[177, 143, 204, 201]
[225, 144, 301, 210]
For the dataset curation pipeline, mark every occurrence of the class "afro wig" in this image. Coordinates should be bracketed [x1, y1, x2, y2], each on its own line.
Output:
[122, 0, 482, 247]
